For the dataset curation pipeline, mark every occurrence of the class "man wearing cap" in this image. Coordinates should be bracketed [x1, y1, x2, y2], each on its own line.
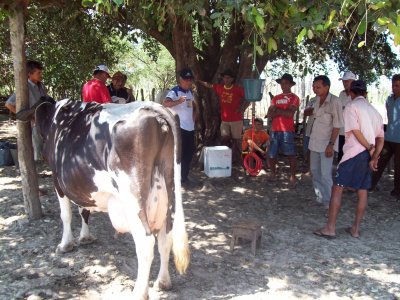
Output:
[198, 69, 248, 164]
[314, 80, 384, 239]
[308, 75, 343, 208]
[266, 73, 299, 186]
[163, 68, 196, 183]
[370, 74, 400, 200]
[337, 71, 357, 162]
[82, 65, 112, 103]
[108, 71, 133, 103]
[5, 60, 47, 161]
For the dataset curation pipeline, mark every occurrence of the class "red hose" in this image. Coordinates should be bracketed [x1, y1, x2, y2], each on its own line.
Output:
[243, 152, 263, 176]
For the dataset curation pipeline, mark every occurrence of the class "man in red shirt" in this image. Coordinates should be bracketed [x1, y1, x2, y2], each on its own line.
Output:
[266, 73, 300, 186]
[82, 65, 112, 103]
[199, 69, 249, 163]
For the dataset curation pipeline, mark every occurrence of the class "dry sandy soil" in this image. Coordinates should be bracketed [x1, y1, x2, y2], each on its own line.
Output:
[0, 117, 399, 300]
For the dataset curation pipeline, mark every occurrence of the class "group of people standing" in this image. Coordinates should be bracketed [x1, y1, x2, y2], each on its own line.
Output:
[5, 60, 399, 237]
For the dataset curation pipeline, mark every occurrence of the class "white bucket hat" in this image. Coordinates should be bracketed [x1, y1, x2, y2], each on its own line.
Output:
[339, 71, 357, 81]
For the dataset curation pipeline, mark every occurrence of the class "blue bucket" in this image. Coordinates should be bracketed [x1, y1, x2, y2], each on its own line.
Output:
[242, 78, 265, 102]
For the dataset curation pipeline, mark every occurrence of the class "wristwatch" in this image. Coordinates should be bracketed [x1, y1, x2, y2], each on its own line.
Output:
[328, 141, 335, 146]
[368, 144, 375, 151]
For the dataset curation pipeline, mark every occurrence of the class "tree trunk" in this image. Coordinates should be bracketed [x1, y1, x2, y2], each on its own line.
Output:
[9, 0, 42, 220]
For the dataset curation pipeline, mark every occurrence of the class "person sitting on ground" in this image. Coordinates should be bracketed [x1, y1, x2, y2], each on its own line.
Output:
[82, 64, 112, 103]
[314, 80, 384, 239]
[242, 117, 270, 161]
[266, 73, 299, 187]
[5, 59, 47, 161]
[108, 71, 133, 103]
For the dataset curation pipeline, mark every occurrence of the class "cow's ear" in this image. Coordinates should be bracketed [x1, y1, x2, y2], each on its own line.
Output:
[35, 102, 55, 138]
[15, 96, 56, 121]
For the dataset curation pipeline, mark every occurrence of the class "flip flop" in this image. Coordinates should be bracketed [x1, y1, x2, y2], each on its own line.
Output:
[345, 227, 360, 238]
[313, 230, 336, 240]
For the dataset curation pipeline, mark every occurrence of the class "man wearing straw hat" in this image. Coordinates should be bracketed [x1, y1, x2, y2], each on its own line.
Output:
[198, 69, 249, 164]
[266, 73, 299, 187]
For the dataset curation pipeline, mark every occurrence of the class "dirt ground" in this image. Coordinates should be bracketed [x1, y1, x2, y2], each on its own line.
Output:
[0, 117, 399, 300]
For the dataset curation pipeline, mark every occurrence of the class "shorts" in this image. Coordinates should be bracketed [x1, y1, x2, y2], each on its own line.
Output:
[220, 120, 243, 140]
[335, 150, 371, 190]
[268, 131, 296, 158]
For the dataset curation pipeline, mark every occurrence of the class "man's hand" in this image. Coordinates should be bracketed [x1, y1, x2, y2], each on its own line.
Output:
[325, 144, 334, 158]
[369, 156, 380, 171]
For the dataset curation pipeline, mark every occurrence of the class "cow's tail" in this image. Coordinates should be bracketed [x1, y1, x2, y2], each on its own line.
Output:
[155, 104, 190, 274]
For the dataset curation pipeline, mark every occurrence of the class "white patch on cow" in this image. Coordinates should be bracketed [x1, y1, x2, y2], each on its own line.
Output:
[56, 195, 76, 253]
[97, 101, 162, 131]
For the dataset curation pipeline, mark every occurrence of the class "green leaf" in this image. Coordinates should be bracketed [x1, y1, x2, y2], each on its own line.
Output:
[377, 17, 390, 25]
[267, 37, 277, 53]
[316, 24, 324, 31]
[397, 15, 400, 26]
[369, 1, 388, 10]
[307, 29, 314, 39]
[358, 41, 365, 48]
[358, 21, 366, 35]
[296, 28, 307, 44]
[255, 14, 265, 31]
[112, 0, 123, 6]
[388, 23, 397, 35]
[210, 12, 221, 19]
[324, 9, 336, 29]
[255, 45, 264, 56]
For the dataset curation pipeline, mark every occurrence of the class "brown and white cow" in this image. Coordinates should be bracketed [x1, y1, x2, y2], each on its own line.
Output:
[18, 98, 190, 299]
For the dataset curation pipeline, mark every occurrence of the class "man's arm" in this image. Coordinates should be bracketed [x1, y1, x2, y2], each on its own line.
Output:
[197, 80, 212, 89]
[370, 136, 384, 171]
[268, 104, 298, 118]
[162, 96, 186, 108]
[325, 127, 340, 158]
[5, 102, 16, 114]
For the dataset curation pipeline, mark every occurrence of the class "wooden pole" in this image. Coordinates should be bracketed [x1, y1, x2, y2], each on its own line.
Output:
[9, 0, 42, 220]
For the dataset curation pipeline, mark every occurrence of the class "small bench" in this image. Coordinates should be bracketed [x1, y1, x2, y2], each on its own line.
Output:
[230, 220, 262, 255]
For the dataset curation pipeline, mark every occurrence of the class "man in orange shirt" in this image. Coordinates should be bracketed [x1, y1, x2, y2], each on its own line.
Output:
[242, 117, 270, 160]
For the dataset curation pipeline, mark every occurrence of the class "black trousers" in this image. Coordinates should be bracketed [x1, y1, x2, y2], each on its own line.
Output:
[371, 140, 400, 194]
[181, 128, 195, 181]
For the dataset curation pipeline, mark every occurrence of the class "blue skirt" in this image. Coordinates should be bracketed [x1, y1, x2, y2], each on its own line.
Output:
[335, 150, 372, 190]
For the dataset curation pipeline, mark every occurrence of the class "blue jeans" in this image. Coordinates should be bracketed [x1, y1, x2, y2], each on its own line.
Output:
[268, 131, 296, 159]
[310, 150, 334, 205]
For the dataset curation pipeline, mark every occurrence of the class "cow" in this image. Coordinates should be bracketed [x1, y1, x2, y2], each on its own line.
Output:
[17, 98, 190, 299]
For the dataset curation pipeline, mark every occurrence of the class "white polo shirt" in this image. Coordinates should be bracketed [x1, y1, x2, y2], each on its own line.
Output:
[166, 86, 195, 131]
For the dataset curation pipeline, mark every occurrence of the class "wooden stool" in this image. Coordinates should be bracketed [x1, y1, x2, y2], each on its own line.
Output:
[230, 221, 262, 255]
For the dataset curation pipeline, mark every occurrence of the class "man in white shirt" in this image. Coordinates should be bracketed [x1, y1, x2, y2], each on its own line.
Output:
[308, 75, 344, 208]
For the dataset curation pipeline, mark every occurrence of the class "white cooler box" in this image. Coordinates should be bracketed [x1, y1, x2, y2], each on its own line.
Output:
[204, 146, 232, 177]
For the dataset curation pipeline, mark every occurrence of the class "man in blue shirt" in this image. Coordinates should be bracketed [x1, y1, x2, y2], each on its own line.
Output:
[370, 74, 400, 199]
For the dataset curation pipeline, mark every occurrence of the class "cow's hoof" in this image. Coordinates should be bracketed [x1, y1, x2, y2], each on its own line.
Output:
[153, 279, 172, 291]
[56, 242, 76, 254]
[78, 235, 97, 245]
